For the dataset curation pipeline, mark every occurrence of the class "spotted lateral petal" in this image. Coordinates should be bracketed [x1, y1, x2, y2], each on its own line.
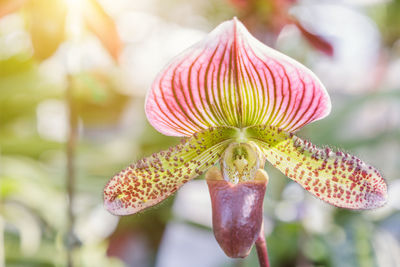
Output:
[104, 127, 238, 215]
[246, 125, 387, 209]
[146, 18, 331, 137]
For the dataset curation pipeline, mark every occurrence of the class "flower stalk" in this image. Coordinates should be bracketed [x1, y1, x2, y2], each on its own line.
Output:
[255, 225, 270, 267]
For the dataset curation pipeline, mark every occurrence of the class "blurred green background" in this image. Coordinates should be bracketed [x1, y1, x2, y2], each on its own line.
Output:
[1, 0, 400, 266]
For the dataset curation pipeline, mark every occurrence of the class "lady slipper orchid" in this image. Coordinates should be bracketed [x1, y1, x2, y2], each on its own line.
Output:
[104, 18, 387, 261]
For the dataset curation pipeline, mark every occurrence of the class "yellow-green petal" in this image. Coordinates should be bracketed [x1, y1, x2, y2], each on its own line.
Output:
[104, 126, 238, 215]
[246, 125, 387, 209]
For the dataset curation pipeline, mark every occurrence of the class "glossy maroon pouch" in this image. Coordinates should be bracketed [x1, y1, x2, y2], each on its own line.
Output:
[207, 179, 266, 258]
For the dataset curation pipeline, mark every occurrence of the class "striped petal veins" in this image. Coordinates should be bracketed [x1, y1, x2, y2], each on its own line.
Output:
[146, 18, 331, 137]
[105, 18, 387, 217]
[246, 125, 387, 209]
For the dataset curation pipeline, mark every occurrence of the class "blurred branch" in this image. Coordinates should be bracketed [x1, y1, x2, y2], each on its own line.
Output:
[0, 217, 4, 267]
[66, 75, 78, 267]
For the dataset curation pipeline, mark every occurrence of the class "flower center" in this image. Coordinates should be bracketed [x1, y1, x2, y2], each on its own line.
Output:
[221, 142, 263, 184]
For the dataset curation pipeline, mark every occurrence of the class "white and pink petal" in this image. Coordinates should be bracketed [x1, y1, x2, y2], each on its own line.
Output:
[146, 18, 331, 137]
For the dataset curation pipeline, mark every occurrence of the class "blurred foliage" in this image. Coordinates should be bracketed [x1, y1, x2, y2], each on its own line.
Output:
[71, 71, 129, 127]
[23, 0, 67, 60]
[1, 0, 400, 267]
[380, 0, 400, 46]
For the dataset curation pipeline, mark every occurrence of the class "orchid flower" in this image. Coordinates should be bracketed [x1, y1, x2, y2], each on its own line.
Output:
[104, 18, 387, 261]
